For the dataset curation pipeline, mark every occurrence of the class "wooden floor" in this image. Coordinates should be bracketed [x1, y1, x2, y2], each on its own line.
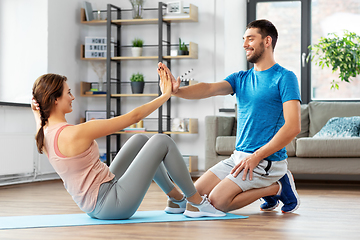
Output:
[0, 179, 360, 240]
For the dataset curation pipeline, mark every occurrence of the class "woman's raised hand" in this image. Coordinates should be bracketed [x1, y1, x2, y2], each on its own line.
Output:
[157, 66, 172, 97]
[31, 97, 40, 111]
[158, 62, 181, 94]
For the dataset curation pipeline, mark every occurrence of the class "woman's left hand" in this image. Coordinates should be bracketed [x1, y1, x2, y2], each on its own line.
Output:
[31, 98, 40, 111]
[157, 66, 172, 96]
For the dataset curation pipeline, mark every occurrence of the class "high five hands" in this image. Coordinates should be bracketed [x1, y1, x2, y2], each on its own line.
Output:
[157, 62, 181, 94]
[157, 64, 173, 97]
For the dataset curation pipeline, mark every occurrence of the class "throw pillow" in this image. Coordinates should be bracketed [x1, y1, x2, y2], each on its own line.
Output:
[313, 116, 360, 138]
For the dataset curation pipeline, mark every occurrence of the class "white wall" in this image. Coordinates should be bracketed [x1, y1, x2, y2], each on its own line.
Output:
[0, 0, 247, 184]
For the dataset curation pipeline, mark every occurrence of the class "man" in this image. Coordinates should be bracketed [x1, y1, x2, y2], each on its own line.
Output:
[159, 19, 301, 213]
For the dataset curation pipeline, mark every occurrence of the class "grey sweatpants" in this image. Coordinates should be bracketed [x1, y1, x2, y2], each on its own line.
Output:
[87, 134, 197, 220]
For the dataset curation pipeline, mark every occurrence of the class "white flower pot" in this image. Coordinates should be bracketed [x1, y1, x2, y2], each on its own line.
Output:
[131, 47, 143, 57]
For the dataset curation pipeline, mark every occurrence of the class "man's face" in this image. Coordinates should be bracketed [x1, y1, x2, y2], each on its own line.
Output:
[243, 28, 265, 64]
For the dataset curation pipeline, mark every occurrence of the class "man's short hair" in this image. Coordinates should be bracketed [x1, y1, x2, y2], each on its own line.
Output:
[246, 19, 278, 51]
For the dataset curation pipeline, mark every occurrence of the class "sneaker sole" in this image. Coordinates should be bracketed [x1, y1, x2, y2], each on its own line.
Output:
[260, 202, 279, 211]
[183, 210, 226, 218]
[281, 171, 300, 213]
[164, 207, 185, 214]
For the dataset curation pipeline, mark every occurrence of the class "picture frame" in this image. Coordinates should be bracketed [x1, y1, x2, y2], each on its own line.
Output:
[166, 1, 183, 14]
[85, 110, 115, 122]
[83, 1, 94, 21]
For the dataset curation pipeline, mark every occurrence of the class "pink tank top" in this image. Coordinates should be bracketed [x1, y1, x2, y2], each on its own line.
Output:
[44, 122, 115, 213]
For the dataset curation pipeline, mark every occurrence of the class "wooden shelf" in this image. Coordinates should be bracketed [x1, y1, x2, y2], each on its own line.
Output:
[80, 82, 105, 97]
[80, 42, 198, 61]
[115, 118, 198, 134]
[80, 81, 198, 98]
[81, 82, 159, 97]
[80, 4, 198, 25]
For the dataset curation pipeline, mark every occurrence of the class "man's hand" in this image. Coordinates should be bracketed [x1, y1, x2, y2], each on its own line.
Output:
[158, 62, 181, 94]
[230, 153, 262, 181]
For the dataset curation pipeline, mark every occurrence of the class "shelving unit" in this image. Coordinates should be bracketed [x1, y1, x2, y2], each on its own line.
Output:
[80, 42, 198, 60]
[80, 4, 198, 24]
[80, 3, 198, 165]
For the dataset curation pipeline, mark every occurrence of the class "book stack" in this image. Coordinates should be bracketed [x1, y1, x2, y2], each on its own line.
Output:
[85, 37, 114, 58]
[123, 127, 146, 132]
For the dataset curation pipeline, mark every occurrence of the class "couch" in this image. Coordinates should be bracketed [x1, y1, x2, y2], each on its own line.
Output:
[205, 102, 360, 181]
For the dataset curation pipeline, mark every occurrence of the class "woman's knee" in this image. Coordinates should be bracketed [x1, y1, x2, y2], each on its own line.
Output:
[130, 134, 149, 144]
[150, 133, 172, 144]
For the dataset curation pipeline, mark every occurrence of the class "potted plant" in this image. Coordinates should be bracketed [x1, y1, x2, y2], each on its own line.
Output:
[130, 72, 145, 94]
[131, 38, 143, 57]
[178, 38, 189, 55]
[308, 30, 360, 90]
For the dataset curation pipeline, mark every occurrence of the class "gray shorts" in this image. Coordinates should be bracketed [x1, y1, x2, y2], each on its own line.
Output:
[209, 150, 287, 192]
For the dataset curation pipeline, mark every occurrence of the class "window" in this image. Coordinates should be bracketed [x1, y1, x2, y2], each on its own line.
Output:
[248, 0, 360, 102]
[0, 0, 48, 105]
[311, 0, 360, 100]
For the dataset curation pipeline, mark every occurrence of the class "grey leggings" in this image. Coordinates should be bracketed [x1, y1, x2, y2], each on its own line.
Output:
[87, 134, 197, 220]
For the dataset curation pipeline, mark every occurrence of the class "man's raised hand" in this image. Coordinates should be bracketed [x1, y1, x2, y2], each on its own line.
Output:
[157, 62, 181, 94]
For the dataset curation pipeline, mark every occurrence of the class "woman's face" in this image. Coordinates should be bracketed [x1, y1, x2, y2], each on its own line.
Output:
[56, 81, 75, 114]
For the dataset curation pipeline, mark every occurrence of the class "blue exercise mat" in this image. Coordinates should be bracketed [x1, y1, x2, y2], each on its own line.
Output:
[0, 211, 247, 230]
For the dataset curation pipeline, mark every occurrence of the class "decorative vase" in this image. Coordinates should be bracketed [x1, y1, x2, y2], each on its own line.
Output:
[130, 0, 144, 19]
[131, 47, 143, 57]
[131, 81, 145, 94]
[98, 77, 104, 91]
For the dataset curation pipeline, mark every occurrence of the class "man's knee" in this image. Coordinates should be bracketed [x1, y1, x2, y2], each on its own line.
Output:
[208, 194, 230, 212]
[208, 178, 243, 212]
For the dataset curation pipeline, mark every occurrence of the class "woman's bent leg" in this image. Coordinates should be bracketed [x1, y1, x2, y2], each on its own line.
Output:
[93, 134, 196, 219]
[109, 134, 149, 179]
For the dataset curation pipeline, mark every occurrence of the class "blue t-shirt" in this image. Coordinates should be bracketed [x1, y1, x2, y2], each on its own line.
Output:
[225, 63, 301, 161]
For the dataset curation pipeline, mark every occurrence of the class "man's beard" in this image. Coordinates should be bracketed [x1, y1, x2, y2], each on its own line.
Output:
[246, 42, 265, 63]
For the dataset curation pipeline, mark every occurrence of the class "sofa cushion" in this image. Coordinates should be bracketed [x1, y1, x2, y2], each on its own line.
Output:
[314, 116, 360, 138]
[297, 104, 309, 138]
[308, 102, 360, 137]
[286, 138, 296, 157]
[216, 136, 236, 155]
[296, 137, 360, 157]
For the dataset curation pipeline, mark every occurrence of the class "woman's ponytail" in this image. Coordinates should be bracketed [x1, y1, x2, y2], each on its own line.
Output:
[32, 74, 67, 154]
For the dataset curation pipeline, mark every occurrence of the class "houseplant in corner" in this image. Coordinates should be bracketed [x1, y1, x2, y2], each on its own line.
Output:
[130, 72, 145, 94]
[178, 38, 189, 55]
[308, 30, 360, 89]
[131, 38, 143, 57]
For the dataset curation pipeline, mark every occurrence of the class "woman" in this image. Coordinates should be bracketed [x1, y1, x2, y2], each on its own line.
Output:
[31, 67, 225, 220]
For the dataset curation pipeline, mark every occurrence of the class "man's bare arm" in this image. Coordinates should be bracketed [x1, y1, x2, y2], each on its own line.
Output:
[157, 62, 233, 99]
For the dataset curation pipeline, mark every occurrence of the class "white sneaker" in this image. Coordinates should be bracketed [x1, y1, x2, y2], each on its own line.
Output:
[183, 195, 226, 218]
[164, 195, 186, 214]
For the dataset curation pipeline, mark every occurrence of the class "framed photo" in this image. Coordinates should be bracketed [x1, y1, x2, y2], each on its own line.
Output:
[83, 1, 94, 21]
[166, 1, 183, 14]
[85, 110, 115, 122]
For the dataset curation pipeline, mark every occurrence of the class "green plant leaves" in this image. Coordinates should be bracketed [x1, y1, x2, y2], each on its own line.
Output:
[132, 38, 143, 47]
[130, 73, 144, 82]
[308, 30, 360, 88]
[178, 38, 188, 51]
